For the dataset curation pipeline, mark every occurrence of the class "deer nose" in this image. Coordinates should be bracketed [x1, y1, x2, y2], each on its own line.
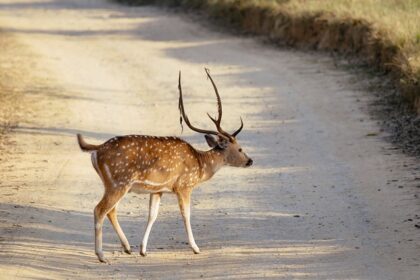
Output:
[246, 159, 253, 167]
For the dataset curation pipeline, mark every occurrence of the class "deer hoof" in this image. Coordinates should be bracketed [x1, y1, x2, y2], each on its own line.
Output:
[96, 252, 108, 263]
[124, 248, 132, 254]
[192, 247, 200, 254]
[140, 245, 147, 257]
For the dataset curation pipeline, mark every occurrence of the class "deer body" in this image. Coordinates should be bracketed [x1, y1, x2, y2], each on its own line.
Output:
[88, 135, 224, 194]
[78, 69, 252, 263]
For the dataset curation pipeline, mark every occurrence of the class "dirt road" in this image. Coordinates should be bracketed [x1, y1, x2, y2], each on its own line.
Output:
[0, 0, 419, 279]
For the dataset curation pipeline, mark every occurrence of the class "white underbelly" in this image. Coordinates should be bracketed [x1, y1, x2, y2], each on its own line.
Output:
[130, 185, 173, 194]
[129, 178, 175, 194]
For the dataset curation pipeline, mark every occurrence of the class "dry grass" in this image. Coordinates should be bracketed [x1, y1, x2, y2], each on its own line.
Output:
[0, 33, 32, 146]
[280, 0, 420, 76]
[0, 34, 18, 137]
[119, 0, 419, 110]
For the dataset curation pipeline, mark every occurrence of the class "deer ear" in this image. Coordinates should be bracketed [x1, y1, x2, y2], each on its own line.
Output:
[205, 135, 218, 148]
[205, 135, 229, 149]
[216, 137, 229, 149]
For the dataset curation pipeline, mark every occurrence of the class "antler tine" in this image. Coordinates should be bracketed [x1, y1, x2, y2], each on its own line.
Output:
[204, 68, 232, 138]
[207, 112, 218, 126]
[204, 68, 222, 125]
[231, 117, 244, 137]
[178, 71, 219, 136]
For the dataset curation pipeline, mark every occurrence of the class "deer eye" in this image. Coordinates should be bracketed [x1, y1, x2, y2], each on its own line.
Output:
[238, 148, 242, 152]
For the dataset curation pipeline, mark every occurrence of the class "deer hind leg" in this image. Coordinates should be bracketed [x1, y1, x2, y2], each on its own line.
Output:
[94, 188, 127, 263]
[176, 189, 200, 254]
[107, 206, 131, 254]
[140, 193, 162, 256]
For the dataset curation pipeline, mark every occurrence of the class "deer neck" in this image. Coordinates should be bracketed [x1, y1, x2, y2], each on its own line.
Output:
[197, 148, 225, 182]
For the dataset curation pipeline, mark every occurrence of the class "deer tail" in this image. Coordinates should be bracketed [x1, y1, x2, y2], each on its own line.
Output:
[77, 134, 99, 152]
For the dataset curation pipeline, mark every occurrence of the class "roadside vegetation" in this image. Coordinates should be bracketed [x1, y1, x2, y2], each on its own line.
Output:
[118, 0, 420, 113]
[282, 0, 419, 103]
[284, 0, 419, 73]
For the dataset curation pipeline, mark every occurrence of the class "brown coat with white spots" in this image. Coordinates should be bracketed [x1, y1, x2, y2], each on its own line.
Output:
[92, 135, 227, 194]
[77, 69, 252, 263]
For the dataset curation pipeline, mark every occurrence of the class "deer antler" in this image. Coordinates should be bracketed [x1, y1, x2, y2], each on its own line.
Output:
[178, 71, 219, 136]
[178, 69, 244, 139]
[204, 68, 233, 139]
[205, 68, 244, 139]
[232, 117, 243, 137]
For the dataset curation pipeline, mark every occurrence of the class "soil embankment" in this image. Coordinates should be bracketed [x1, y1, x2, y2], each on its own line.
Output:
[117, 0, 420, 112]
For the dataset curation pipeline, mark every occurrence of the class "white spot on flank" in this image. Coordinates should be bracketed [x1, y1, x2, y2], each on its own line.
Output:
[104, 164, 117, 188]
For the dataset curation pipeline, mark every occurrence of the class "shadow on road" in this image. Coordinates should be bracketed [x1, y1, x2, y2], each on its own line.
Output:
[0, 202, 353, 279]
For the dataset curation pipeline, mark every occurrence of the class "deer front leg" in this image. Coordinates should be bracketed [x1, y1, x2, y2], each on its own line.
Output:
[176, 189, 200, 254]
[140, 193, 162, 256]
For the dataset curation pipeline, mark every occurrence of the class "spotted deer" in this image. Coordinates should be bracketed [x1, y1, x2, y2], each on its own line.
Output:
[77, 69, 253, 263]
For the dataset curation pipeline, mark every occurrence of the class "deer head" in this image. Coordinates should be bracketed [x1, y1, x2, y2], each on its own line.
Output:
[178, 68, 253, 168]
